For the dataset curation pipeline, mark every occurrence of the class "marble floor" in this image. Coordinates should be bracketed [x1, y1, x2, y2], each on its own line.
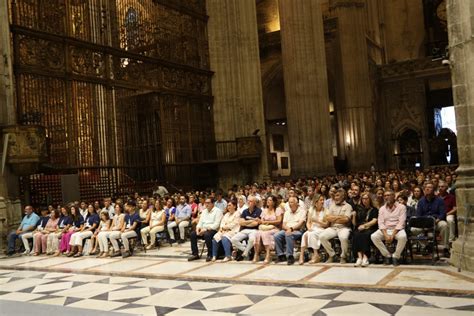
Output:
[0, 242, 473, 315]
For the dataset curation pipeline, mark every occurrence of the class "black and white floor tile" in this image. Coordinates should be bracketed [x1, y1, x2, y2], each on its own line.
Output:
[0, 269, 473, 315]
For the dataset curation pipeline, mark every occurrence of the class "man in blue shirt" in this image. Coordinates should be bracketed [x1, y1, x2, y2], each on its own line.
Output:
[416, 182, 449, 255]
[231, 196, 262, 261]
[21, 208, 50, 255]
[167, 195, 191, 243]
[7, 205, 40, 255]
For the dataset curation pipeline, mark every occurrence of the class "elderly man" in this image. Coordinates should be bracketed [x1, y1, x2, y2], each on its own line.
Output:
[319, 189, 352, 263]
[7, 205, 40, 256]
[167, 195, 191, 243]
[416, 182, 450, 256]
[371, 190, 407, 266]
[231, 196, 262, 261]
[274, 197, 306, 265]
[188, 198, 223, 261]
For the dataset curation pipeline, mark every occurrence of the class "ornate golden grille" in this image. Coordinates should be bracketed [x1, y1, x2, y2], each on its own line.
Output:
[9, 0, 214, 205]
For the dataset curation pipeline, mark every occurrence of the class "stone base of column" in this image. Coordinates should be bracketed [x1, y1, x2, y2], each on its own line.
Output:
[0, 196, 22, 254]
[450, 236, 474, 272]
[449, 183, 474, 272]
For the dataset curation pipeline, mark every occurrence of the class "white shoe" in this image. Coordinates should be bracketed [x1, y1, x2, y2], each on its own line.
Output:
[361, 258, 369, 267]
[354, 258, 362, 267]
[22, 250, 30, 255]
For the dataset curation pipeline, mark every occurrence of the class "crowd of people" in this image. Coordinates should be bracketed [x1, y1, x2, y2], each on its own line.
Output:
[6, 167, 457, 267]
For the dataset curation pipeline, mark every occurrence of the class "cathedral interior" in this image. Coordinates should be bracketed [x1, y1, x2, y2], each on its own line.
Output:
[0, 0, 473, 314]
[0, 0, 460, 201]
[0, 0, 473, 273]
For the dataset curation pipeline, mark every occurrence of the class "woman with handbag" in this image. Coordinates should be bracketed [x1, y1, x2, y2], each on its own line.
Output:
[253, 196, 283, 264]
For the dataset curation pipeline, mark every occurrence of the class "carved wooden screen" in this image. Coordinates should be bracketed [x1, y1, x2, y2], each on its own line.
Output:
[9, 0, 213, 205]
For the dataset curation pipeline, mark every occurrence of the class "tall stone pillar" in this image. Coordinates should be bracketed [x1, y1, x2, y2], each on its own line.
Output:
[447, 0, 474, 272]
[207, 0, 269, 189]
[278, 0, 334, 176]
[0, 0, 22, 253]
[330, 0, 376, 171]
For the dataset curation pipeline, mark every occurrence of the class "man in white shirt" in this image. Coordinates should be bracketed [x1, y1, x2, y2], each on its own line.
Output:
[102, 198, 115, 218]
[188, 198, 223, 262]
[274, 197, 307, 265]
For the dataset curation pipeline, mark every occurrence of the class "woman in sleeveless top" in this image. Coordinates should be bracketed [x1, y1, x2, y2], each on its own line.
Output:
[141, 200, 166, 249]
[299, 194, 328, 264]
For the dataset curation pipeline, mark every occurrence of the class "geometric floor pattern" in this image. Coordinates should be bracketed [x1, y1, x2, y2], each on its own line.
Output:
[1, 241, 473, 315]
[1, 269, 473, 315]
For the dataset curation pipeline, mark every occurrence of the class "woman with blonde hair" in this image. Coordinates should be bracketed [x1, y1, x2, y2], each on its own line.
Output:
[299, 194, 327, 264]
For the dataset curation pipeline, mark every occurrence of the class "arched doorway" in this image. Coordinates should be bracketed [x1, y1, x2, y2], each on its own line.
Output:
[397, 129, 422, 169]
[430, 128, 458, 165]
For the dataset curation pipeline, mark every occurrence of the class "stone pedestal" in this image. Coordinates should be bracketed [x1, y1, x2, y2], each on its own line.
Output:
[330, 0, 376, 171]
[447, 0, 474, 272]
[278, 0, 334, 176]
[207, 0, 269, 189]
[0, 0, 22, 254]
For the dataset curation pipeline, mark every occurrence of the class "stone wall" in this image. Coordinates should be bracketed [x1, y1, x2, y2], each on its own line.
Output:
[447, 0, 474, 272]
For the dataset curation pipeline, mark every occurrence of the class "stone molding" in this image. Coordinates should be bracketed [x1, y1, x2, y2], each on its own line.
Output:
[379, 58, 450, 81]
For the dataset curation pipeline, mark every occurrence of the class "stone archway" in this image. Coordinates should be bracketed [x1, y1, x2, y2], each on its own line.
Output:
[397, 128, 422, 169]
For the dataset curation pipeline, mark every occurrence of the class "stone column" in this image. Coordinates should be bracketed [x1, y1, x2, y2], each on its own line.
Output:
[447, 0, 474, 272]
[207, 0, 269, 189]
[278, 0, 334, 176]
[330, 0, 376, 171]
[0, 0, 22, 253]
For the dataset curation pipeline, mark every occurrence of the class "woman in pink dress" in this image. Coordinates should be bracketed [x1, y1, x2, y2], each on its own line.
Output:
[59, 206, 84, 254]
[253, 196, 283, 264]
[33, 209, 60, 255]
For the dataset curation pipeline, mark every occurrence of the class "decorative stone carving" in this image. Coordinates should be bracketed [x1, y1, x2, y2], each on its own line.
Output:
[380, 58, 449, 80]
[3, 125, 47, 176]
[236, 136, 262, 161]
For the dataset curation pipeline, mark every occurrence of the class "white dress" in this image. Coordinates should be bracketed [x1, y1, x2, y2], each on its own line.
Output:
[301, 207, 326, 249]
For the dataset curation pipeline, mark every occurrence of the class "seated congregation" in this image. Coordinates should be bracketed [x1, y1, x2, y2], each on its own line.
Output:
[5, 169, 457, 268]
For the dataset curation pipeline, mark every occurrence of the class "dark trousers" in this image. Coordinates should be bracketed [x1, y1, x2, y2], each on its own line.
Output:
[190, 230, 217, 257]
[8, 231, 24, 252]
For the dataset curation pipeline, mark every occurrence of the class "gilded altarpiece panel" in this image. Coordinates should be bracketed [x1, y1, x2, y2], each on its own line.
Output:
[9, 0, 213, 204]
